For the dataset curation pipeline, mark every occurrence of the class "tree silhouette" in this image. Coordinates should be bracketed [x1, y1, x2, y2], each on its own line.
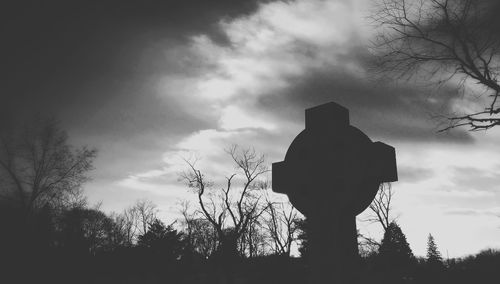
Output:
[359, 183, 397, 255]
[138, 218, 185, 261]
[0, 117, 96, 211]
[239, 212, 268, 257]
[372, 0, 500, 130]
[366, 183, 396, 232]
[108, 212, 135, 247]
[377, 222, 415, 281]
[426, 233, 446, 280]
[130, 199, 158, 237]
[427, 234, 443, 265]
[58, 206, 116, 254]
[180, 145, 268, 260]
[295, 219, 309, 259]
[262, 196, 300, 257]
[180, 201, 218, 259]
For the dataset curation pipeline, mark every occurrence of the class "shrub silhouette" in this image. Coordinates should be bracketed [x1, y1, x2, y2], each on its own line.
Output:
[138, 218, 185, 261]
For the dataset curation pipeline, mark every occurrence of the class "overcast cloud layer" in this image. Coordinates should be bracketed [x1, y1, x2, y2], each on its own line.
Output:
[3, 0, 500, 257]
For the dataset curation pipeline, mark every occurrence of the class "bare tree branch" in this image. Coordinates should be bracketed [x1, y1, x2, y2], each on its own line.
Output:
[363, 183, 396, 232]
[372, 0, 500, 130]
[179, 145, 269, 258]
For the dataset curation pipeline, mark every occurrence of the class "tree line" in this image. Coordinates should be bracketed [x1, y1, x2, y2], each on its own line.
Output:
[1, 118, 499, 284]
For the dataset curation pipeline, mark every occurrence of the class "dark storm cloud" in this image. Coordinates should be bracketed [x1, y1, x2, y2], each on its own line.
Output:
[0, 0, 282, 187]
[257, 65, 474, 143]
[0, 0, 276, 123]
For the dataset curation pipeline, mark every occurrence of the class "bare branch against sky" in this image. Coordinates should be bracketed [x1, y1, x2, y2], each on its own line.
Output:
[372, 0, 500, 130]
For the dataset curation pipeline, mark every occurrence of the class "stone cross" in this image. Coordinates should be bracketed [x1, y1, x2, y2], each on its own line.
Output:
[273, 102, 397, 284]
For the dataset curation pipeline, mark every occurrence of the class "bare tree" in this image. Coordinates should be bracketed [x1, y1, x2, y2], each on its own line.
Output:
[372, 0, 500, 130]
[179, 201, 218, 258]
[0, 117, 96, 211]
[108, 199, 158, 246]
[262, 196, 301, 257]
[131, 199, 158, 236]
[180, 145, 269, 259]
[357, 230, 382, 257]
[357, 183, 396, 255]
[365, 183, 396, 232]
[108, 212, 132, 247]
[239, 213, 268, 257]
[118, 206, 139, 245]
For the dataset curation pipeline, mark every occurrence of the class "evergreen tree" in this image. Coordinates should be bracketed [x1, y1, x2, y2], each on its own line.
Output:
[377, 222, 415, 277]
[426, 234, 443, 266]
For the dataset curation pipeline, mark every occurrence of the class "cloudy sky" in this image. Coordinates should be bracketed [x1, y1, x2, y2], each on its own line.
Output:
[3, 0, 500, 257]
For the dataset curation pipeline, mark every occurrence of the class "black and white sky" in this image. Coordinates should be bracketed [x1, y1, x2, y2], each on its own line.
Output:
[3, 0, 500, 257]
